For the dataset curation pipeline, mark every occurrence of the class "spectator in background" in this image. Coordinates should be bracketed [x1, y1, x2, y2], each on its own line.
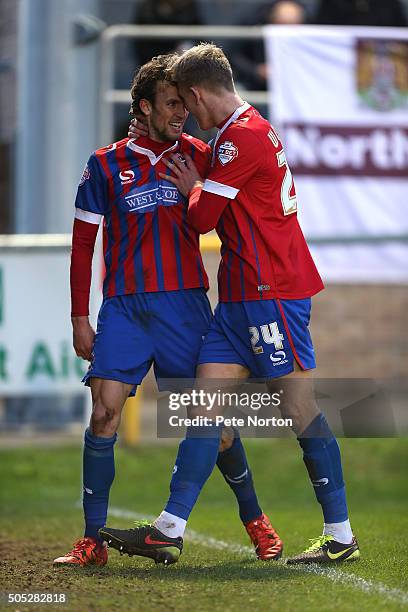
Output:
[314, 0, 407, 27]
[135, 0, 202, 67]
[230, 1, 306, 92]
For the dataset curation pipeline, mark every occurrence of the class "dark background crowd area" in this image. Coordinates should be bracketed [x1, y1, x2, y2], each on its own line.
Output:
[106, 0, 408, 92]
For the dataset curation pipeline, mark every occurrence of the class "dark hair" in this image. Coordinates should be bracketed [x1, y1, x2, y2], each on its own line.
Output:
[130, 53, 178, 116]
[171, 43, 235, 92]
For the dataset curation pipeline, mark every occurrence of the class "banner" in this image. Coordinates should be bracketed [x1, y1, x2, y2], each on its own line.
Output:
[264, 26, 408, 282]
[0, 242, 102, 396]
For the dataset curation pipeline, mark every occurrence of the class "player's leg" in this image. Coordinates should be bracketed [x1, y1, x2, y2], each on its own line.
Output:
[53, 377, 132, 567]
[156, 361, 248, 534]
[217, 425, 263, 524]
[257, 297, 358, 563]
[216, 426, 283, 560]
[147, 289, 266, 534]
[153, 293, 281, 556]
[272, 366, 358, 563]
[172, 306, 277, 549]
[82, 378, 133, 541]
[100, 361, 247, 564]
[54, 295, 153, 567]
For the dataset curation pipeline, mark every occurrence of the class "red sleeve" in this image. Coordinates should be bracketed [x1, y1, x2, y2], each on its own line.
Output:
[187, 184, 230, 234]
[205, 127, 263, 193]
[193, 144, 211, 179]
[70, 218, 99, 316]
[188, 128, 265, 234]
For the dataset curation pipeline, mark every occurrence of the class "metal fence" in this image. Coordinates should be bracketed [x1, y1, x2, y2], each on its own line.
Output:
[99, 24, 268, 144]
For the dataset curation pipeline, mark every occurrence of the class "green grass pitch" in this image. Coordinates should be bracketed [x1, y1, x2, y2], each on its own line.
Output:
[1, 438, 407, 611]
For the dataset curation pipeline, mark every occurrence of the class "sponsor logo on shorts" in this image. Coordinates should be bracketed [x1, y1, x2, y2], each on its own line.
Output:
[270, 350, 288, 366]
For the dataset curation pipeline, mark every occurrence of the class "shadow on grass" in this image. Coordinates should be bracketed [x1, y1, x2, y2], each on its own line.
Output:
[70, 558, 298, 583]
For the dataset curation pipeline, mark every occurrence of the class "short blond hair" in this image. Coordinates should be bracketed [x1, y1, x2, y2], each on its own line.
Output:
[171, 43, 234, 92]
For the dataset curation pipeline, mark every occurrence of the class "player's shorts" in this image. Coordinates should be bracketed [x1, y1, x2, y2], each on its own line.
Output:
[83, 289, 212, 395]
[198, 297, 315, 379]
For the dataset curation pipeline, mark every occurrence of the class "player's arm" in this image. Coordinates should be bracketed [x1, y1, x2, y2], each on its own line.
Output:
[188, 129, 263, 233]
[71, 155, 108, 360]
[187, 185, 231, 234]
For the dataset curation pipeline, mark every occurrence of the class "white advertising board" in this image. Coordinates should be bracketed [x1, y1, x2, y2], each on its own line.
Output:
[0, 248, 96, 395]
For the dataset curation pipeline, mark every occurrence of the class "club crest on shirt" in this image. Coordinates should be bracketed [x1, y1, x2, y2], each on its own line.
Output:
[217, 141, 238, 166]
[174, 153, 187, 165]
[79, 164, 90, 186]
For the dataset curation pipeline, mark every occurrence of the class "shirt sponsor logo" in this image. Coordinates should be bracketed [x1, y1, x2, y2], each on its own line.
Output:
[79, 164, 90, 186]
[217, 141, 239, 166]
[124, 182, 179, 213]
[119, 169, 136, 185]
[258, 284, 271, 291]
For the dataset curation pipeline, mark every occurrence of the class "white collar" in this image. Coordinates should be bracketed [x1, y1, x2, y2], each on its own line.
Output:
[126, 139, 179, 166]
[212, 101, 251, 165]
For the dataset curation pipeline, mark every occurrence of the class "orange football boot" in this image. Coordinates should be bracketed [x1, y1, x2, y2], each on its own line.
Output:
[245, 513, 283, 560]
[53, 537, 107, 567]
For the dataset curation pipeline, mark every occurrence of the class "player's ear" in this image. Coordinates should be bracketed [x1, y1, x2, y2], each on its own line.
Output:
[139, 99, 152, 117]
[190, 87, 201, 106]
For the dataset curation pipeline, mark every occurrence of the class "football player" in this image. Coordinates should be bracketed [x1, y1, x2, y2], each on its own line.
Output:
[101, 44, 359, 566]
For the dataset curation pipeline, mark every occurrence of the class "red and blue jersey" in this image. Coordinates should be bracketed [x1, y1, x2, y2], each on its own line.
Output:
[188, 103, 324, 302]
[74, 135, 210, 299]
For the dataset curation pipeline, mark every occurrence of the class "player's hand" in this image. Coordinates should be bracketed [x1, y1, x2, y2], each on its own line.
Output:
[71, 316, 95, 361]
[128, 117, 148, 139]
[159, 153, 203, 197]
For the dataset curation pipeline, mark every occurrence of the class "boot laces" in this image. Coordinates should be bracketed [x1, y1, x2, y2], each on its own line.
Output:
[303, 535, 333, 553]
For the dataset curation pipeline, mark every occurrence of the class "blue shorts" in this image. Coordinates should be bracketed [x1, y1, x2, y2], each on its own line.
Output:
[198, 298, 316, 379]
[83, 289, 212, 395]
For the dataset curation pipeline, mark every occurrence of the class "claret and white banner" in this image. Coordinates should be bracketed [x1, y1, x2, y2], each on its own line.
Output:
[265, 26, 408, 282]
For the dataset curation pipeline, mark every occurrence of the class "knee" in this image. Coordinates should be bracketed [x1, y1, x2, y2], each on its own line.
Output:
[219, 426, 235, 452]
[91, 398, 120, 437]
[278, 402, 320, 437]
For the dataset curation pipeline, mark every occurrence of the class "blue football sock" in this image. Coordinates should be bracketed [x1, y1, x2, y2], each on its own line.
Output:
[165, 424, 222, 520]
[83, 428, 117, 542]
[298, 414, 348, 523]
[216, 433, 262, 523]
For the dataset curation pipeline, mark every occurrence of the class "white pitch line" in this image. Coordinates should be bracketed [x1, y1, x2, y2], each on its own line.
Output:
[108, 506, 408, 606]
